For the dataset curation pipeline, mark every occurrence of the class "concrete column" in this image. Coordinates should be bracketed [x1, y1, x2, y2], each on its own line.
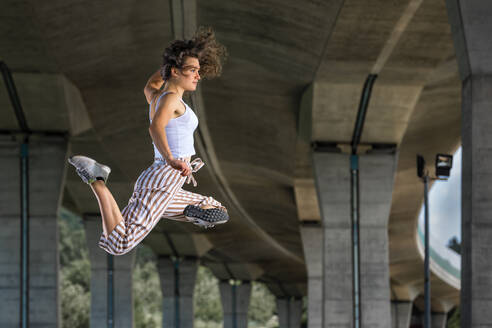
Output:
[431, 313, 447, 328]
[300, 226, 323, 328]
[312, 152, 352, 327]
[157, 256, 198, 328]
[359, 153, 395, 327]
[391, 301, 412, 328]
[311, 152, 396, 327]
[0, 137, 67, 328]
[446, 1, 492, 326]
[84, 215, 135, 328]
[277, 297, 303, 328]
[219, 280, 252, 328]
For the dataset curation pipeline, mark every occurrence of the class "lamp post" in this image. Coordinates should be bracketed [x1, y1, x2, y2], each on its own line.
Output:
[416, 153, 453, 328]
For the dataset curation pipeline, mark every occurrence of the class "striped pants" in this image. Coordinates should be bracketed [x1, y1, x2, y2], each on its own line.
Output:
[98, 157, 226, 255]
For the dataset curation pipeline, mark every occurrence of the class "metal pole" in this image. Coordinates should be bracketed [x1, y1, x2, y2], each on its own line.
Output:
[1, 62, 32, 328]
[351, 154, 361, 328]
[174, 258, 180, 328]
[20, 140, 29, 328]
[424, 175, 431, 328]
[349, 73, 377, 328]
[107, 255, 114, 328]
[232, 281, 237, 328]
[287, 297, 291, 328]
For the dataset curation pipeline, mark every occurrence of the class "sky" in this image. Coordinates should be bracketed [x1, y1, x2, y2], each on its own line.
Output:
[418, 147, 462, 245]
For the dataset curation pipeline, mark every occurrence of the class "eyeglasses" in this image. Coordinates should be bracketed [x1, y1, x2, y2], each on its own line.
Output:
[180, 65, 201, 75]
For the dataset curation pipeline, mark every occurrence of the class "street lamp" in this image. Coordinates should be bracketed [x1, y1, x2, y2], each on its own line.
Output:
[435, 154, 453, 178]
[416, 153, 453, 328]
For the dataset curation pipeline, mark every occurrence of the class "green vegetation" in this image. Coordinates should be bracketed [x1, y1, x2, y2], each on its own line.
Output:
[58, 208, 90, 328]
[132, 246, 162, 328]
[194, 266, 223, 327]
[249, 282, 278, 327]
[447, 307, 460, 328]
[58, 207, 279, 327]
[447, 236, 462, 255]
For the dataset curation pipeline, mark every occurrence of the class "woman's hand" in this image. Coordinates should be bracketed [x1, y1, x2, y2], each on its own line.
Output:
[144, 69, 165, 104]
[168, 158, 191, 177]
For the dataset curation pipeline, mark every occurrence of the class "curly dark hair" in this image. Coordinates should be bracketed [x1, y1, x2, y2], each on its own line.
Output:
[161, 27, 227, 80]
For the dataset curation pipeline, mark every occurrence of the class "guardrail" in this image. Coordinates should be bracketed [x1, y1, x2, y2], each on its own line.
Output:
[416, 223, 460, 289]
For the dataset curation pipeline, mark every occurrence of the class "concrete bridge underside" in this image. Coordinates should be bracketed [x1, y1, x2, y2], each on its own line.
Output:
[2, 0, 491, 327]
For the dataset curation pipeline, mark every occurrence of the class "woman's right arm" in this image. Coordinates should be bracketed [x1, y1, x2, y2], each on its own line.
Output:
[148, 94, 191, 176]
[144, 69, 165, 105]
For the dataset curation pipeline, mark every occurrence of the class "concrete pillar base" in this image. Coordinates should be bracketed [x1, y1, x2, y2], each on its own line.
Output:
[84, 215, 135, 328]
[391, 301, 412, 328]
[219, 280, 252, 328]
[0, 137, 67, 327]
[306, 152, 396, 328]
[276, 297, 302, 328]
[157, 256, 198, 328]
[446, 1, 492, 325]
[432, 313, 447, 328]
[300, 225, 323, 328]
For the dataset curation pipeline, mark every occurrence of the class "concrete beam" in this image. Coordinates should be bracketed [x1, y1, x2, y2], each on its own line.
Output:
[294, 178, 321, 222]
[61, 75, 92, 136]
[0, 73, 91, 135]
[208, 262, 264, 281]
[391, 285, 420, 302]
[170, 0, 196, 40]
[310, 82, 422, 145]
[145, 232, 213, 257]
[446, 0, 492, 80]
[266, 282, 305, 300]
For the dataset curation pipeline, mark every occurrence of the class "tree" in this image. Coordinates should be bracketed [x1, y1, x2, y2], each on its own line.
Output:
[58, 208, 90, 328]
[249, 282, 278, 327]
[447, 236, 461, 255]
[58, 207, 279, 327]
[133, 245, 163, 328]
[194, 266, 223, 325]
[447, 307, 460, 328]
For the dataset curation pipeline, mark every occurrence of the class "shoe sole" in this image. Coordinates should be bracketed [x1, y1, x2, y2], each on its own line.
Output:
[184, 205, 229, 225]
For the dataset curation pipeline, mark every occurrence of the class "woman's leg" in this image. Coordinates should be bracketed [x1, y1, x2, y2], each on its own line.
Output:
[90, 180, 124, 238]
[69, 155, 188, 255]
[98, 164, 188, 255]
[67, 155, 122, 238]
[162, 188, 227, 222]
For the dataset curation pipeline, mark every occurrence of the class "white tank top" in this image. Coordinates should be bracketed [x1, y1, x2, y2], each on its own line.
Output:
[149, 91, 199, 160]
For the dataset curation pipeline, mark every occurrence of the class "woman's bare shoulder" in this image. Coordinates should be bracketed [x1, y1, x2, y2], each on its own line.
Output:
[152, 92, 186, 119]
[156, 92, 181, 110]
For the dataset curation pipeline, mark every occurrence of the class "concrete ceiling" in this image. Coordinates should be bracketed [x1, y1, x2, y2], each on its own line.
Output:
[1, 0, 461, 305]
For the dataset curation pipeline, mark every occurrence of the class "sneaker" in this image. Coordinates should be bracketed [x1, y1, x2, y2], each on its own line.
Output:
[68, 155, 111, 185]
[191, 219, 215, 229]
[184, 205, 229, 228]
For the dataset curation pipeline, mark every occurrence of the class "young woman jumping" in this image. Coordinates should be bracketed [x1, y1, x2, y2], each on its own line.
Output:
[68, 27, 229, 256]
